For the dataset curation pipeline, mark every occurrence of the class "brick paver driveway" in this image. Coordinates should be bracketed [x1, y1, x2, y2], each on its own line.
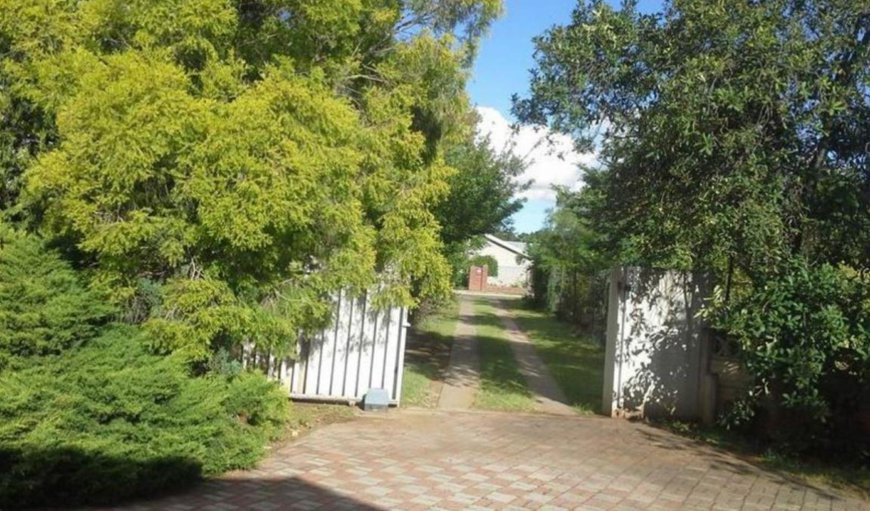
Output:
[116, 410, 867, 511]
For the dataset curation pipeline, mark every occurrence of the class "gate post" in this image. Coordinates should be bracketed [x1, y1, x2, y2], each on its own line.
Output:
[601, 267, 623, 416]
[467, 265, 488, 292]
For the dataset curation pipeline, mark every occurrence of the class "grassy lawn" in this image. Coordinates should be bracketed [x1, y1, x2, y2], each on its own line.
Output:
[507, 298, 605, 414]
[400, 298, 458, 407]
[472, 297, 537, 412]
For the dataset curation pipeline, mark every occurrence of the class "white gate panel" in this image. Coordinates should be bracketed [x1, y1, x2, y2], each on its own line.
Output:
[602, 267, 709, 419]
[243, 289, 409, 405]
[382, 306, 405, 399]
[353, 295, 374, 400]
[299, 290, 408, 404]
[331, 289, 354, 396]
[342, 293, 366, 397]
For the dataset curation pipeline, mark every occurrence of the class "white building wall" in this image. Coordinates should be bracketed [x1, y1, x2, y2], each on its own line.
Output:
[477, 241, 530, 287]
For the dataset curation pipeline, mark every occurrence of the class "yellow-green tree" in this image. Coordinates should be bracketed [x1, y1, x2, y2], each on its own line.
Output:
[0, 0, 501, 361]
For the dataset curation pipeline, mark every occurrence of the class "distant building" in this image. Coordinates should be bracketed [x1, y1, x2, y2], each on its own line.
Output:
[474, 234, 531, 288]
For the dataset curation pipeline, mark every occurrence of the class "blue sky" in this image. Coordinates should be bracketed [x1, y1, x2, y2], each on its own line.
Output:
[467, 0, 662, 233]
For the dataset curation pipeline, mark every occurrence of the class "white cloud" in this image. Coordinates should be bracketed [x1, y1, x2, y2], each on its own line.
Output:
[475, 106, 596, 201]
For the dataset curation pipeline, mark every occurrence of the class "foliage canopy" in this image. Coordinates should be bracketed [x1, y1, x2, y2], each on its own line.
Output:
[0, 0, 505, 360]
[516, 0, 868, 274]
[0, 1, 520, 504]
[518, 0, 869, 456]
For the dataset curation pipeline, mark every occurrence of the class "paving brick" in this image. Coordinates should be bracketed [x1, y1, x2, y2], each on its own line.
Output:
[92, 410, 869, 511]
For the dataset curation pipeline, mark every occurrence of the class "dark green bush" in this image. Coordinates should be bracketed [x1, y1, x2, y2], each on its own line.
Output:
[0, 226, 290, 508]
[449, 252, 500, 288]
[469, 254, 499, 277]
[713, 259, 869, 459]
[0, 326, 289, 508]
[0, 227, 113, 366]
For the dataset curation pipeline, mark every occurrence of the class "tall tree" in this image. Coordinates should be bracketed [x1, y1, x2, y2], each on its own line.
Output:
[515, 0, 869, 275]
[516, 0, 869, 454]
[526, 171, 608, 326]
[436, 134, 526, 245]
[432, 131, 527, 286]
[0, 0, 502, 360]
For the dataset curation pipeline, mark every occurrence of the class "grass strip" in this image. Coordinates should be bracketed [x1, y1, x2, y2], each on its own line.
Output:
[507, 298, 605, 414]
[401, 298, 458, 407]
[471, 297, 536, 412]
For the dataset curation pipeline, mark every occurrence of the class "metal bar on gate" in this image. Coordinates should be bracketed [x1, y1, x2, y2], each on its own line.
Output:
[381, 306, 393, 389]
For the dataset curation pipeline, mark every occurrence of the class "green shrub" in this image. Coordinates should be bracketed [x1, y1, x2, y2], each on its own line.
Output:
[0, 227, 113, 366]
[449, 252, 500, 288]
[711, 260, 870, 459]
[469, 254, 498, 277]
[0, 325, 289, 508]
[450, 254, 498, 289]
[0, 228, 289, 507]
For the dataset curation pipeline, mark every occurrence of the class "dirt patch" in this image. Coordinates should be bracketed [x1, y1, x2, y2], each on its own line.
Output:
[283, 402, 358, 440]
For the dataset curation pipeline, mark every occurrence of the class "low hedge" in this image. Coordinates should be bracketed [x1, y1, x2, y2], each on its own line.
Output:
[0, 227, 290, 508]
[0, 326, 289, 508]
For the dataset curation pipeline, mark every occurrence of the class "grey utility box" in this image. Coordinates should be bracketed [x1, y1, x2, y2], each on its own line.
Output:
[363, 388, 390, 412]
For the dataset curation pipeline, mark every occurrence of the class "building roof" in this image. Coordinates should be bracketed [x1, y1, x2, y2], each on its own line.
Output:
[483, 234, 529, 258]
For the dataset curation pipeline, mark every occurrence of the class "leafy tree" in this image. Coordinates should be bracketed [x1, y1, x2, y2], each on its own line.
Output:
[516, 0, 869, 274]
[434, 133, 527, 288]
[0, 63, 55, 217]
[0, 0, 503, 361]
[436, 135, 526, 248]
[526, 175, 608, 330]
[516, 0, 869, 454]
[0, 2, 519, 504]
[489, 227, 530, 242]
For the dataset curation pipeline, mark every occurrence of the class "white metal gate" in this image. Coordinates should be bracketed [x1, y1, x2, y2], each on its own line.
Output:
[245, 289, 410, 405]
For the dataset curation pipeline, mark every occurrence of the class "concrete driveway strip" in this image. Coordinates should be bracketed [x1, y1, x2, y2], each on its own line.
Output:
[437, 295, 481, 410]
